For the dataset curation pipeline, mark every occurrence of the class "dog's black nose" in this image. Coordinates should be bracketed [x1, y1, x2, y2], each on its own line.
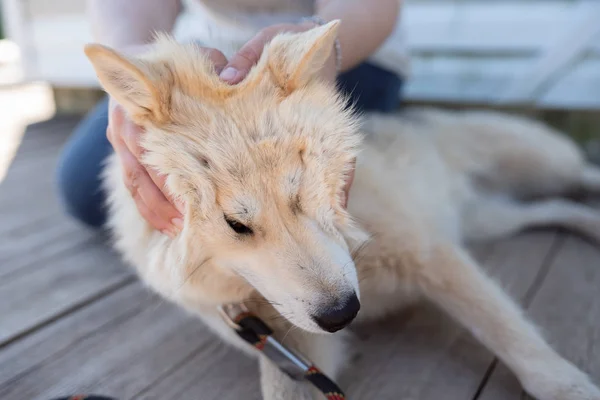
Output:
[312, 293, 360, 333]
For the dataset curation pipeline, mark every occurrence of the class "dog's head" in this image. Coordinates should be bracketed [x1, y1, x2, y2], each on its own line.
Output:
[85, 21, 368, 333]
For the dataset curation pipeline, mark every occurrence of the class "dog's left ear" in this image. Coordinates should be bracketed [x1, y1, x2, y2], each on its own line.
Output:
[84, 44, 170, 124]
[267, 20, 340, 92]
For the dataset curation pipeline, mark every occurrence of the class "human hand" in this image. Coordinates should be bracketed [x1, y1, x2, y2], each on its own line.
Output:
[106, 45, 229, 237]
[218, 20, 338, 86]
[219, 21, 355, 208]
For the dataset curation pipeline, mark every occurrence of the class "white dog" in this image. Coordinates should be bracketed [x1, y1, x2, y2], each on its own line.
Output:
[84, 21, 600, 399]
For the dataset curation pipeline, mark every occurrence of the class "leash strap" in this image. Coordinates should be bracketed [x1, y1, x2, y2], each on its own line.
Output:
[219, 305, 346, 400]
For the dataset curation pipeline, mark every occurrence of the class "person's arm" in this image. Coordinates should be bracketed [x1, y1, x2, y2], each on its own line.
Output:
[316, 0, 400, 73]
[87, 0, 181, 48]
[219, 0, 400, 84]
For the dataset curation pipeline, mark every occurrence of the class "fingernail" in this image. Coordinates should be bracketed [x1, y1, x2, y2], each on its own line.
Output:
[219, 67, 238, 82]
[171, 217, 184, 230]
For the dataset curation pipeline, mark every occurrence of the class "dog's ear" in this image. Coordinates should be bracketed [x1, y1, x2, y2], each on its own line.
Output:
[267, 20, 340, 92]
[84, 44, 170, 124]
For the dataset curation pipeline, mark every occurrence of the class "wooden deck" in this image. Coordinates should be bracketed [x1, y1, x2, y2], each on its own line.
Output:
[0, 117, 599, 400]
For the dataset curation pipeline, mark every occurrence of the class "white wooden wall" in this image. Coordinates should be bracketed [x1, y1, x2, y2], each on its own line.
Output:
[1, 0, 94, 87]
[2, 0, 600, 109]
[401, 0, 600, 108]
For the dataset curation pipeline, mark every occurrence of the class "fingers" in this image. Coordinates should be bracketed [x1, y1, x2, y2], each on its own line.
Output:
[219, 23, 311, 85]
[219, 31, 266, 84]
[108, 101, 182, 236]
[117, 107, 184, 218]
[204, 48, 229, 75]
[118, 142, 182, 237]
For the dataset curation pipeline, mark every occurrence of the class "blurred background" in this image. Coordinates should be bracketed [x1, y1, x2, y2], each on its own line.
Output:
[0, 1, 598, 399]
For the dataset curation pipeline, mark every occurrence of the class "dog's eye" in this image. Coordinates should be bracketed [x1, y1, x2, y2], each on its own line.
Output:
[225, 216, 253, 235]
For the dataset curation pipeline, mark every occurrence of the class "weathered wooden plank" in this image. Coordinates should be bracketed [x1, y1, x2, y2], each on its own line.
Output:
[1, 131, 71, 177]
[134, 335, 260, 400]
[0, 237, 133, 346]
[0, 274, 258, 400]
[0, 117, 76, 196]
[14, 117, 79, 149]
[84, 320, 217, 400]
[0, 116, 134, 347]
[3, 137, 66, 169]
[0, 173, 61, 217]
[0, 152, 100, 280]
[4, 129, 70, 159]
[0, 158, 71, 236]
[0, 117, 92, 246]
[3, 128, 65, 157]
[1, 117, 76, 164]
[477, 234, 600, 400]
[0, 286, 225, 400]
[0, 282, 147, 385]
[343, 232, 558, 399]
[0, 216, 95, 278]
[0, 204, 77, 238]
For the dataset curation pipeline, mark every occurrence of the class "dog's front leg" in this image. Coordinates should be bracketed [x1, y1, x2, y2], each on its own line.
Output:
[259, 329, 347, 400]
[417, 243, 600, 400]
[259, 356, 315, 400]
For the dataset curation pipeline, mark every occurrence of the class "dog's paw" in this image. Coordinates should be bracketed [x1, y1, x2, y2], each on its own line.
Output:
[521, 360, 600, 400]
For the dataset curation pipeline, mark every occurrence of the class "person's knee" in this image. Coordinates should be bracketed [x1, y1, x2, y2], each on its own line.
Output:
[56, 150, 84, 224]
[55, 98, 111, 229]
[56, 144, 106, 229]
[337, 63, 403, 113]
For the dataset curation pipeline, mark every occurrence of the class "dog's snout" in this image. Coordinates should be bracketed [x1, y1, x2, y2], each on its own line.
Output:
[312, 292, 360, 333]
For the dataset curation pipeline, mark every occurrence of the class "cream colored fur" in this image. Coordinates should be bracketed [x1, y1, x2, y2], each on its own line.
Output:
[85, 21, 600, 400]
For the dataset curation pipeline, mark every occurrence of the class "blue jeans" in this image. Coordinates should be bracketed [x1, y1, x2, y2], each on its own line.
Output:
[56, 63, 404, 228]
